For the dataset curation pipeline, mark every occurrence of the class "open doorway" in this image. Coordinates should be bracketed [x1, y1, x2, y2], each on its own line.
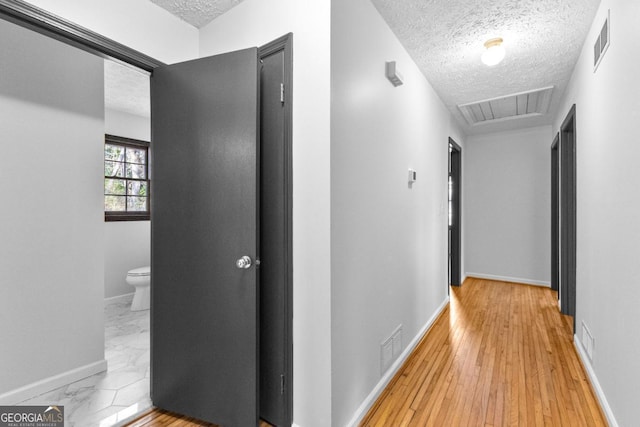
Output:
[0, 3, 293, 425]
[102, 58, 153, 421]
[448, 138, 462, 287]
[22, 53, 154, 427]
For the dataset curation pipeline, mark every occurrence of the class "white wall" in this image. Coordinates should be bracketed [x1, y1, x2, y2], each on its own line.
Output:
[331, 0, 464, 424]
[199, 1, 332, 426]
[554, 1, 640, 425]
[0, 18, 105, 396]
[105, 108, 149, 141]
[104, 108, 151, 299]
[24, 0, 198, 64]
[464, 126, 552, 286]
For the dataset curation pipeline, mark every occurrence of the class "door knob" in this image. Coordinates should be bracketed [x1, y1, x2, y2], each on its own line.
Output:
[236, 256, 252, 269]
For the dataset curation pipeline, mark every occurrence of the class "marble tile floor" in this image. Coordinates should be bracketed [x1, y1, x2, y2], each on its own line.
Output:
[18, 294, 151, 427]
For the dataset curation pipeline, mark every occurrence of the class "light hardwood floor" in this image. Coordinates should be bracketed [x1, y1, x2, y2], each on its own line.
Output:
[126, 408, 274, 426]
[126, 278, 605, 426]
[361, 277, 607, 426]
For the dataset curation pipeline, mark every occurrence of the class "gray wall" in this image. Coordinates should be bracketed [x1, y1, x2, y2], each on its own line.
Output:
[464, 126, 552, 286]
[104, 108, 151, 299]
[330, 0, 465, 424]
[554, 1, 640, 424]
[0, 18, 105, 395]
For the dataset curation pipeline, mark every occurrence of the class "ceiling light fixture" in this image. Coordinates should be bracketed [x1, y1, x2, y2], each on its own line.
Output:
[481, 37, 505, 66]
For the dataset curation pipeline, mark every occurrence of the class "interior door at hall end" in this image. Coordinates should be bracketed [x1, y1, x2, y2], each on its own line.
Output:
[151, 48, 260, 426]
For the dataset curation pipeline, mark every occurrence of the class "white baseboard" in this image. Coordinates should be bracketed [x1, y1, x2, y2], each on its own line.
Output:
[0, 359, 108, 405]
[345, 297, 450, 427]
[465, 272, 550, 288]
[104, 292, 134, 306]
[574, 335, 619, 427]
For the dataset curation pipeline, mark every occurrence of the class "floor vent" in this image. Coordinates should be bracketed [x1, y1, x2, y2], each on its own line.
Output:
[380, 325, 403, 374]
[458, 86, 554, 126]
[581, 321, 595, 361]
[594, 10, 610, 72]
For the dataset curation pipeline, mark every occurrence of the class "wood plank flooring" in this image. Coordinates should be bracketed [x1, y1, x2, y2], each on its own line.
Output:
[125, 408, 274, 426]
[361, 277, 607, 426]
[125, 278, 605, 426]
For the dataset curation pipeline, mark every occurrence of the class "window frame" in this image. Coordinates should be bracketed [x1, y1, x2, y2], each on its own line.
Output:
[104, 134, 150, 222]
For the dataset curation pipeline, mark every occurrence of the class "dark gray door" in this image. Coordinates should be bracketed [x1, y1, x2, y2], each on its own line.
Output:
[150, 48, 260, 426]
[448, 138, 462, 287]
[551, 134, 559, 294]
[560, 105, 577, 331]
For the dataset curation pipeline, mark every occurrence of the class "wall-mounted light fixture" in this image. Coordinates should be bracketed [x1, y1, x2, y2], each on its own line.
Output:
[408, 169, 417, 184]
[386, 61, 404, 86]
[481, 37, 505, 66]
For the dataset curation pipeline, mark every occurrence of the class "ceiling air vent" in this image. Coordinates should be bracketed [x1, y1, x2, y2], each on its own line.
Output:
[594, 10, 610, 72]
[458, 86, 554, 126]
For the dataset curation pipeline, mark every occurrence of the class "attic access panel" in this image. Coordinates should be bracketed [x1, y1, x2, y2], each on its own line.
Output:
[458, 86, 554, 126]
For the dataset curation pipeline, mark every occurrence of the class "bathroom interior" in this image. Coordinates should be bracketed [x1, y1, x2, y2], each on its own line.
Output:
[15, 59, 153, 427]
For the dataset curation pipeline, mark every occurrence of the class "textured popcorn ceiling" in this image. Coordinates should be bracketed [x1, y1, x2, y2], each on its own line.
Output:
[109, 0, 601, 134]
[104, 0, 245, 117]
[150, 0, 245, 28]
[371, 0, 601, 134]
[105, 60, 150, 118]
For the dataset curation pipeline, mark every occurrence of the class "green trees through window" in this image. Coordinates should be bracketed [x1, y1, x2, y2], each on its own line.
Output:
[104, 134, 150, 221]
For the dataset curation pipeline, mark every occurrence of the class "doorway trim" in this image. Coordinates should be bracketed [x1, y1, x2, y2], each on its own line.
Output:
[559, 105, 577, 330]
[551, 133, 559, 294]
[448, 138, 462, 286]
[0, 0, 163, 71]
[258, 33, 294, 427]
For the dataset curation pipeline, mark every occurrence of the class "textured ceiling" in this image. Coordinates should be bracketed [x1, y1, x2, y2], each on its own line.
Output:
[104, 60, 150, 118]
[105, 1, 244, 117]
[370, 0, 601, 134]
[150, 0, 245, 28]
[106, 0, 601, 135]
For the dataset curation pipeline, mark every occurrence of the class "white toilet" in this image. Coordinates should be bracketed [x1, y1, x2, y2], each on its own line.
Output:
[126, 266, 151, 311]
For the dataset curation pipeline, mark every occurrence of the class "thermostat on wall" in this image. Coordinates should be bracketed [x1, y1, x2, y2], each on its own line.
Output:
[408, 169, 417, 183]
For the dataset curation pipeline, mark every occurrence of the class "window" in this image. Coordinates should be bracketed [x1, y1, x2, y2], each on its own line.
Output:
[104, 134, 150, 221]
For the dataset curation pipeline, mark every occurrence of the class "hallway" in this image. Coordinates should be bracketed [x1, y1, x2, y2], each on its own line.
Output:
[361, 278, 606, 426]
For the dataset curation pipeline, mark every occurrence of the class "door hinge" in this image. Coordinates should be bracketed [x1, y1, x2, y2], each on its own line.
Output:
[280, 83, 285, 104]
[280, 374, 286, 394]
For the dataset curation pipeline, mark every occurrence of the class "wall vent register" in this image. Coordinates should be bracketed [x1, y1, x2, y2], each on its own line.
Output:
[380, 325, 403, 374]
[593, 9, 610, 72]
[581, 321, 595, 361]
